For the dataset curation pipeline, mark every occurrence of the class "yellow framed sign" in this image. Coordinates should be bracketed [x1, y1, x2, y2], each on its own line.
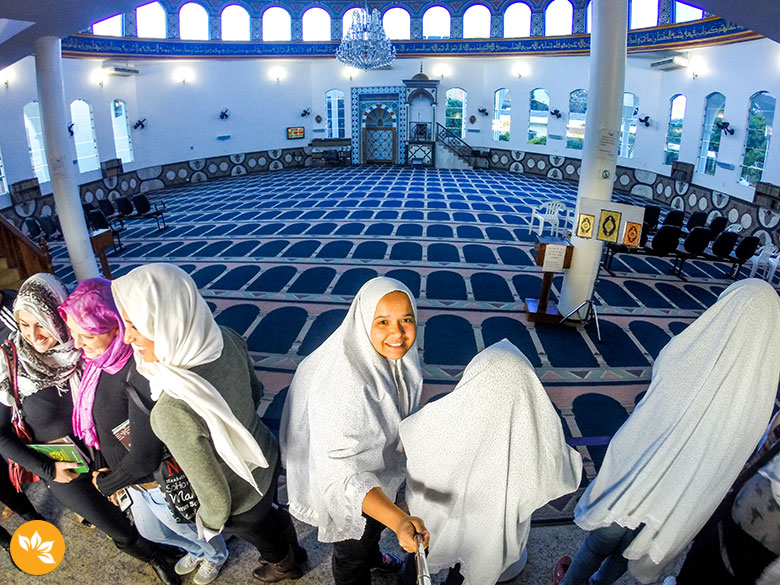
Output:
[576, 213, 595, 238]
[622, 221, 642, 247]
[597, 210, 622, 243]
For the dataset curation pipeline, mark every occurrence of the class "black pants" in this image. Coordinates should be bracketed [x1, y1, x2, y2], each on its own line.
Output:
[46, 473, 138, 546]
[332, 515, 385, 585]
[0, 458, 38, 518]
[223, 463, 291, 564]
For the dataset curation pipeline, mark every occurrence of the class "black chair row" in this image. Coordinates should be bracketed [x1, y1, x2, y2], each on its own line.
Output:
[24, 215, 61, 241]
[88, 194, 167, 231]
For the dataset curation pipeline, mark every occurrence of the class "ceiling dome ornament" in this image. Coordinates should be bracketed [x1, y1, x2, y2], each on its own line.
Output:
[336, 3, 396, 70]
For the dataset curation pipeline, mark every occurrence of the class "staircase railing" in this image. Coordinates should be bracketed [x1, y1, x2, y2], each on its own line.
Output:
[435, 123, 473, 165]
[0, 214, 53, 281]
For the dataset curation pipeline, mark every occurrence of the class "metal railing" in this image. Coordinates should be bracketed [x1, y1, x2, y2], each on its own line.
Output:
[435, 123, 473, 165]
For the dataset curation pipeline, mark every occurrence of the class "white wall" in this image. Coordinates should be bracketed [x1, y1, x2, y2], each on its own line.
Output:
[0, 37, 778, 204]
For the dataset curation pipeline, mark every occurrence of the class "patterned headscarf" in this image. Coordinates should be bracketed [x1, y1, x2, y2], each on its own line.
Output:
[0, 273, 82, 407]
[59, 278, 133, 448]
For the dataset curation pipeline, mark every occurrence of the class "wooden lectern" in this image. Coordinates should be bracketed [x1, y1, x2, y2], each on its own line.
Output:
[525, 236, 574, 323]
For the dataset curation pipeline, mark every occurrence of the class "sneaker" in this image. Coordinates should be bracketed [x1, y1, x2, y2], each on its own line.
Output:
[174, 553, 201, 575]
[662, 578, 677, 585]
[193, 557, 227, 585]
[372, 552, 403, 573]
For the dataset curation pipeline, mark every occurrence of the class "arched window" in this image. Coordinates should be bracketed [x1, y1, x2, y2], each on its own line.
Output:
[675, 1, 704, 23]
[664, 94, 687, 165]
[264, 7, 291, 41]
[493, 88, 511, 142]
[463, 5, 491, 39]
[136, 2, 166, 39]
[92, 14, 123, 36]
[0, 147, 8, 196]
[545, 0, 573, 36]
[303, 7, 331, 41]
[23, 101, 49, 183]
[446, 88, 467, 139]
[179, 2, 209, 40]
[221, 4, 250, 40]
[111, 99, 134, 164]
[423, 6, 451, 39]
[566, 89, 587, 149]
[383, 7, 410, 40]
[629, 0, 658, 29]
[696, 92, 726, 175]
[343, 8, 364, 38]
[528, 88, 550, 145]
[504, 2, 531, 38]
[326, 89, 346, 138]
[586, 0, 592, 33]
[619, 92, 639, 158]
[740, 91, 776, 186]
[70, 99, 100, 173]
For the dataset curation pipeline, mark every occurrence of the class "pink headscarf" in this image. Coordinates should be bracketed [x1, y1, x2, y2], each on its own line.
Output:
[59, 278, 133, 448]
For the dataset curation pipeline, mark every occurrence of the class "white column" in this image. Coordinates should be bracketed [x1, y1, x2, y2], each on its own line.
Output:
[34, 36, 99, 281]
[558, 0, 627, 317]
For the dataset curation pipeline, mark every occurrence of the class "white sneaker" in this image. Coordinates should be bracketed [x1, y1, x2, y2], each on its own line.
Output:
[193, 557, 227, 585]
[174, 553, 201, 575]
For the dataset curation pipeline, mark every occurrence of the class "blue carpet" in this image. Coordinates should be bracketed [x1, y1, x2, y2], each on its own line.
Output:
[424, 315, 479, 366]
[536, 324, 599, 368]
[481, 317, 542, 367]
[628, 321, 671, 359]
[249, 307, 308, 354]
[572, 394, 630, 471]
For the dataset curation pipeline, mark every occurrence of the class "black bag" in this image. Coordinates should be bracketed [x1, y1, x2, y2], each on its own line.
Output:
[125, 377, 199, 524]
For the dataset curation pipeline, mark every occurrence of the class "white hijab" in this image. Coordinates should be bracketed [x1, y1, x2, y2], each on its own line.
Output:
[575, 278, 780, 583]
[400, 339, 582, 585]
[112, 263, 268, 492]
[281, 277, 423, 542]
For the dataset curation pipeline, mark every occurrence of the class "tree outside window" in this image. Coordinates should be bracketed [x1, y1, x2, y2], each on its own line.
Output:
[528, 88, 549, 145]
[445, 88, 467, 139]
[740, 92, 776, 186]
[664, 94, 686, 165]
[566, 89, 587, 149]
[493, 88, 511, 142]
[696, 92, 726, 176]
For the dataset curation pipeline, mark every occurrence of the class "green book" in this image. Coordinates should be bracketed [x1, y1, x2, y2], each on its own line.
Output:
[28, 437, 89, 474]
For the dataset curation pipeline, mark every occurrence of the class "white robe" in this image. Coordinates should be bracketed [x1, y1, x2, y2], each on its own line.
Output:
[400, 339, 582, 585]
[574, 278, 780, 583]
[281, 277, 423, 542]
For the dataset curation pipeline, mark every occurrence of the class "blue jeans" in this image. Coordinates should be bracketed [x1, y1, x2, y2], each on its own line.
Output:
[561, 523, 640, 585]
[129, 486, 228, 564]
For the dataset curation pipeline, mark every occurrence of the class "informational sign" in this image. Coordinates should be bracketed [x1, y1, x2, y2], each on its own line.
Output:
[597, 128, 619, 161]
[576, 213, 595, 238]
[597, 209, 622, 243]
[542, 243, 567, 272]
[622, 221, 642, 247]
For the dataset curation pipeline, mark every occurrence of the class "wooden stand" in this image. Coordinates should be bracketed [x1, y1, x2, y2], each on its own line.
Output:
[90, 229, 114, 279]
[525, 236, 573, 323]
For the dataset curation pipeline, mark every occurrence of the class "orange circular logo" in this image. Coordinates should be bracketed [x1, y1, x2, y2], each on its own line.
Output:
[10, 520, 65, 575]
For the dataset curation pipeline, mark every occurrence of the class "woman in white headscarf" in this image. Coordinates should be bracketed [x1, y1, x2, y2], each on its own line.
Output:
[557, 278, 780, 585]
[281, 276, 429, 585]
[399, 339, 582, 585]
[112, 263, 305, 583]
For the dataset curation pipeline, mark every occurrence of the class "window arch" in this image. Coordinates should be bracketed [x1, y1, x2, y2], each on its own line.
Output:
[629, 0, 658, 29]
[697, 92, 726, 175]
[664, 94, 687, 165]
[446, 88, 467, 139]
[179, 2, 208, 40]
[586, 0, 592, 33]
[463, 5, 491, 39]
[383, 7, 410, 40]
[325, 89, 346, 138]
[528, 88, 550, 145]
[303, 7, 330, 41]
[263, 7, 291, 41]
[493, 88, 511, 142]
[0, 147, 8, 196]
[221, 4, 250, 40]
[545, 0, 573, 36]
[619, 92, 639, 158]
[504, 2, 531, 38]
[423, 6, 451, 39]
[92, 14, 123, 36]
[111, 99, 134, 164]
[566, 89, 587, 149]
[70, 99, 100, 173]
[675, 1, 704, 23]
[136, 2, 166, 39]
[740, 91, 776, 186]
[23, 101, 49, 183]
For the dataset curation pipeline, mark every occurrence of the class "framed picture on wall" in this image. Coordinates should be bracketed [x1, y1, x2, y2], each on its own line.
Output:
[287, 127, 305, 140]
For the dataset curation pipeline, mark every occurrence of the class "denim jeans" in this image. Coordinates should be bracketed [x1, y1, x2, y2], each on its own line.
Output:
[561, 523, 640, 585]
[130, 486, 228, 563]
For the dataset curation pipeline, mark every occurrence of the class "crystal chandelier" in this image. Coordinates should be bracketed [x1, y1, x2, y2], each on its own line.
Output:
[336, 3, 396, 70]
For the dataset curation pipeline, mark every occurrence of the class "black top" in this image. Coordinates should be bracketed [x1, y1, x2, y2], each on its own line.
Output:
[0, 289, 18, 341]
[93, 360, 164, 495]
[0, 386, 79, 481]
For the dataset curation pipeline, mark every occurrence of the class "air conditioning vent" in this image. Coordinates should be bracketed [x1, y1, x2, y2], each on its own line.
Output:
[650, 56, 688, 71]
[103, 65, 140, 76]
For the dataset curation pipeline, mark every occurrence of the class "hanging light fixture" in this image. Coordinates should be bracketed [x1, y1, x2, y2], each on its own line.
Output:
[336, 3, 396, 70]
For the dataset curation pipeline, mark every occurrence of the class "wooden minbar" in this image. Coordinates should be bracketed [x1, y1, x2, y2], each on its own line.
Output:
[525, 236, 574, 323]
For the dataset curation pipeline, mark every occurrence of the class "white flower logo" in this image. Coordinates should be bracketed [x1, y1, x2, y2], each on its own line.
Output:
[17, 530, 56, 564]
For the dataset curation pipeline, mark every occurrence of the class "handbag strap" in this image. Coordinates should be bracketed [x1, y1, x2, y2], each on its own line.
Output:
[125, 366, 151, 415]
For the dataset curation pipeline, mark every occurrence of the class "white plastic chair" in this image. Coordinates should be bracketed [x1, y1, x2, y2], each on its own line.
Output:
[749, 245, 780, 282]
[529, 201, 570, 237]
[725, 223, 743, 233]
